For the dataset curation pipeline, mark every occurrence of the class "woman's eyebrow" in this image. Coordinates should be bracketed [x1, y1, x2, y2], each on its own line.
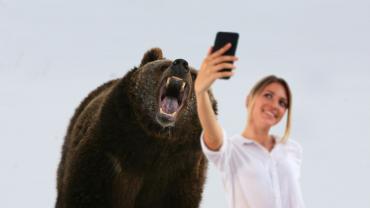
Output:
[279, 95, 288, 102]
[280, 97, 288, 102]
[265, 90, 274, 94]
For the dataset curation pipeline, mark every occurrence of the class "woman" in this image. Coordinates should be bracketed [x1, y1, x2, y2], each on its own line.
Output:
[194, 43, 305, 208]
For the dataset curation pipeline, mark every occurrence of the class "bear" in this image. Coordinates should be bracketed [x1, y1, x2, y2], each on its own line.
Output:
[55, 48, 218, 208]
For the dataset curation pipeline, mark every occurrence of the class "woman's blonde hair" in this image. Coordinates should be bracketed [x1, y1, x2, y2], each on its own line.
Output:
[246, 75, 292, 143]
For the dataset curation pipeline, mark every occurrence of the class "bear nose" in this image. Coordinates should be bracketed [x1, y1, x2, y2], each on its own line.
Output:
[171, 59, 189, 76]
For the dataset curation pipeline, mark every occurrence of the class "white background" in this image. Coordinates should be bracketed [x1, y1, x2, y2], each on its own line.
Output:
[1, 0, 369, 207]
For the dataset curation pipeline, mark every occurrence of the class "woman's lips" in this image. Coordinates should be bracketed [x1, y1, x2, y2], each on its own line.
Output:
[262, 109, 278, 119]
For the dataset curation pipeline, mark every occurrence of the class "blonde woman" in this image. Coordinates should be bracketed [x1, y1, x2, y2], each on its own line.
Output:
[195, 43, 305, 208]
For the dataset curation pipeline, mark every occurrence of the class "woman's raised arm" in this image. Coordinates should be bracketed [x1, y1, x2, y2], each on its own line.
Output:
[194, 43, 238, 151]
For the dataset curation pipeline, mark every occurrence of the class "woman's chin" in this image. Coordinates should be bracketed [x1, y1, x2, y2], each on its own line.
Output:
[260, 119, 277, 128]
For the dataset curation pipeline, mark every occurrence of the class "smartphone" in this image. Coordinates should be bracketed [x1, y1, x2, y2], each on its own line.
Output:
[212, 32, 239, 79]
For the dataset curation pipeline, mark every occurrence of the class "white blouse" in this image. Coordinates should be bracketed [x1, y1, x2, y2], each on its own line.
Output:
[200, 129, 305, 208]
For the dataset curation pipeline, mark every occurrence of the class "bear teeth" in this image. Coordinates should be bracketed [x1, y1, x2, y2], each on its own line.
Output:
[180, 82, 186, 92]
[171, 76, 182, 81]
[166, 78, 170, 88]
[160, 107, 177, 117]
[166, 76, 186, 92]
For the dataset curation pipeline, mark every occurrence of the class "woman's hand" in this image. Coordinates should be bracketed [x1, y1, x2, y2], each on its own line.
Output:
[194, 43, 238, 96]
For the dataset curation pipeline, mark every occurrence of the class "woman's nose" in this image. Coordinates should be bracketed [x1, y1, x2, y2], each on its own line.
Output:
[270, 100, 280, 111]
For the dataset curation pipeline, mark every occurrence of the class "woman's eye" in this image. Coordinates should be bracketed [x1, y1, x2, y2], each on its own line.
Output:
[264, 93, 273, 99]
[279, 100, 288, 108]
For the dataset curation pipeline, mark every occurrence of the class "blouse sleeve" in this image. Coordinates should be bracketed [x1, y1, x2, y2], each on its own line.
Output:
[200, 128, 230, 172]
[287, 139, 303, 179]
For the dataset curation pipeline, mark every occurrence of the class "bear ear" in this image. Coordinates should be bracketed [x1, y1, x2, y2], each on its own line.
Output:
[140, 48, 163, 67]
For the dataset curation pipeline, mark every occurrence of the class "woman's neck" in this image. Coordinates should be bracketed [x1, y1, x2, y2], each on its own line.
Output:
[242, 124, 275, 152]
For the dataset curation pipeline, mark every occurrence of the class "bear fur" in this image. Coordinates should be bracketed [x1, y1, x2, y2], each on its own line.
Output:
[56, 48, 218, 208]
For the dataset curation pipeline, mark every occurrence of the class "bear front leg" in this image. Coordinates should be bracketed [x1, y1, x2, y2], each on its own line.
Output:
[166, 161, 206, 208]
[57, 147, 115, 208]
[164, 179, 204, 208]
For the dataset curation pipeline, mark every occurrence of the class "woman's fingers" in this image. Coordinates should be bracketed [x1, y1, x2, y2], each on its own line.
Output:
[195, 45, 237, 94]
[209, 43, 232, 59]
[215, 71, 235, 79]
[210, 55, 238, 65]
[211, 63, 236, 72]
[207, 47, 213, 56]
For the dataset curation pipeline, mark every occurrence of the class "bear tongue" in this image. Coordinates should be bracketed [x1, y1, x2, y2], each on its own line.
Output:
[161, 97, 179, 114]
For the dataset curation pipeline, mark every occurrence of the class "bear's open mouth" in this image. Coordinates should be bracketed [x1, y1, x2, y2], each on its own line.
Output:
[158, 76, 189, 119]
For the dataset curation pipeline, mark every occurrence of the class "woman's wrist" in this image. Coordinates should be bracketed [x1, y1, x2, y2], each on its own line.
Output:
[195, 89, 207, 98]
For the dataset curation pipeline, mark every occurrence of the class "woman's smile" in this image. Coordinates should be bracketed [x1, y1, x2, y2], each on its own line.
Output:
[262, 108, 278, 120]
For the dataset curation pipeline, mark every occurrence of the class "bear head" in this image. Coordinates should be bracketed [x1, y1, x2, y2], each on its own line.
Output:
[124, 48, 217, 141]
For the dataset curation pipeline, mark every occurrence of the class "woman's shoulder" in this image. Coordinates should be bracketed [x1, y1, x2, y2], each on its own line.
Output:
[285, 139, 303, 150]
[276, 136, 303, 157]
[277, 137, 304, 175]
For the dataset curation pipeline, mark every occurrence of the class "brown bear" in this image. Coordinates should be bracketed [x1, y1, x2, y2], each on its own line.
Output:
[55, 48, 218, 208]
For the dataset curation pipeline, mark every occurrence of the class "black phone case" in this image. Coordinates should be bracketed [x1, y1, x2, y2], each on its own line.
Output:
[212, 32, 239, 79]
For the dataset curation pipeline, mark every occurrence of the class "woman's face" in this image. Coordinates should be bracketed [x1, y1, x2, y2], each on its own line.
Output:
[249, 82, 289, 129]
